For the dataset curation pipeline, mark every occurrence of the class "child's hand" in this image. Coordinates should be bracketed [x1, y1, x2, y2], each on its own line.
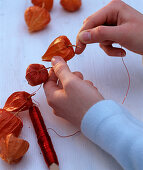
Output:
[44, 56, 104, 128]
[76, 0, 143, 56]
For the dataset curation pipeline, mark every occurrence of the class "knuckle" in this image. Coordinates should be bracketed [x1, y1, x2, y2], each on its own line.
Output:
[47, 99, 53, 107]
[110, 0, 123, 9]
[53, 110, 58, 116]
[73, 71, 83, 79]
[96, 26, 104, 37]
[111, 0, 121, 5]
[84, 16, 91, 23]
[100, 44, 113, 56]
[64, 78, 76, 90]
[54, 62, 65, 76]
[87, 80, 94, 86]
[77, 71, 83, 76]
[47, 97, 55, 107]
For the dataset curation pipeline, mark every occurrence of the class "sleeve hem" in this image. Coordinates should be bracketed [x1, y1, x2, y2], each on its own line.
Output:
[81, 100, 127, 141]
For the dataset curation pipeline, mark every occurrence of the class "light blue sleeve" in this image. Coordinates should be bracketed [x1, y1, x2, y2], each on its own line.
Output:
[81, 100, 143, 170]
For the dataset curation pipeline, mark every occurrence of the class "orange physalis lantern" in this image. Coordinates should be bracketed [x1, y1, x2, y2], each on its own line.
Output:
[0, 134, 29, 164]
[60, 0, 81, 12]
[26, 64, 49, 86]
[0, 109, 23, 139]
[4, 92, 33, 112]
[24, 6, 51, 32]
[42, 36, 75, 62]
[31, 0, 54, 12]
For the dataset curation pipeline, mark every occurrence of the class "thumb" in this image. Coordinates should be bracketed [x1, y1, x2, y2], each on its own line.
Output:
[51, 56, 72, 84]
[78, 25, 122, 44]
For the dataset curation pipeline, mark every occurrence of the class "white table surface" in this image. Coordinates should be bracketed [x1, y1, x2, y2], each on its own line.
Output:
[0, 0, 143, 169]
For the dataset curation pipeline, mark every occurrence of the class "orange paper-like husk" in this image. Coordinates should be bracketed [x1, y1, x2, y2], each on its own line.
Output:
[26, 64, 49, 86]
[0, 109, 23, 139]
[4, 91, 33, 112]
[0, 134, 29, 164]
[24, 6, 51, 32]
[42, 36, 75, 62]
[32, 0, 53, 11]
[60, 0, 81, 12]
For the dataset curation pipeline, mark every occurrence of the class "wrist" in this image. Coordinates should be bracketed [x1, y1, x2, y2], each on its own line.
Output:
[78, 98, 104, 128]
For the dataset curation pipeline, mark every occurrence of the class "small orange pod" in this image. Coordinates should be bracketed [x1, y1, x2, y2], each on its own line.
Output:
[24, 6, 51, 32]
[26, 64, 49, 86]
[0, 134, 29, 164]
[0, 109, 23, 139]
[60, 0, 81, 12]
[42, 36, 75, 62]
[4, 92, 33, 112]
[31, 0, 53, 12]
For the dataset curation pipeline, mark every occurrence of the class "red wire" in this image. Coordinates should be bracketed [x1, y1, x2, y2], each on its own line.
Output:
[29, 106, 59, 168]
[47, 128, 80, 138]
[121, 57, 131, 104]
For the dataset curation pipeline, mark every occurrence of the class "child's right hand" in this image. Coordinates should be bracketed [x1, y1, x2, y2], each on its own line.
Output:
[76, 0, 143, 56]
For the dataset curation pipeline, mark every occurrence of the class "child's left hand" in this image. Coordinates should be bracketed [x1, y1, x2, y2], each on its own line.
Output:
[44, 56, 104, 128]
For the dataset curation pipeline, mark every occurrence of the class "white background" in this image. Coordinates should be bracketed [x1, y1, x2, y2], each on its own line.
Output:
[0, 0, 143, 169]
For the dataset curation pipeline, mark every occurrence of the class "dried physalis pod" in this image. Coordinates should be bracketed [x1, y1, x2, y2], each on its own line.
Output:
[60, 0, 81, 12]
[4, 91, 33, 112]
[42, 35, 75, 61]
[26, 64, 49, 86]
[31, 0, 53, 12]
[0, 109, 23, 139]
[0, 134, 29, 164]
[24, 6, 51, 32]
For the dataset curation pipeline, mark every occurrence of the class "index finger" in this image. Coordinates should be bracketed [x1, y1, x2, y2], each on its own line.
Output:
[75, 0, 120, 54]
[43, 69, 59, 98]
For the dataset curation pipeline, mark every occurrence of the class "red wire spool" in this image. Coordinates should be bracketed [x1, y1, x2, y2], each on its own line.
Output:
[29, 106, 59, 169]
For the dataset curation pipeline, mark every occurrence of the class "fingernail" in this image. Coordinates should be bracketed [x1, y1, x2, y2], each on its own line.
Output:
[79, 31, 91, 42]
[51, 56, 61, 66]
